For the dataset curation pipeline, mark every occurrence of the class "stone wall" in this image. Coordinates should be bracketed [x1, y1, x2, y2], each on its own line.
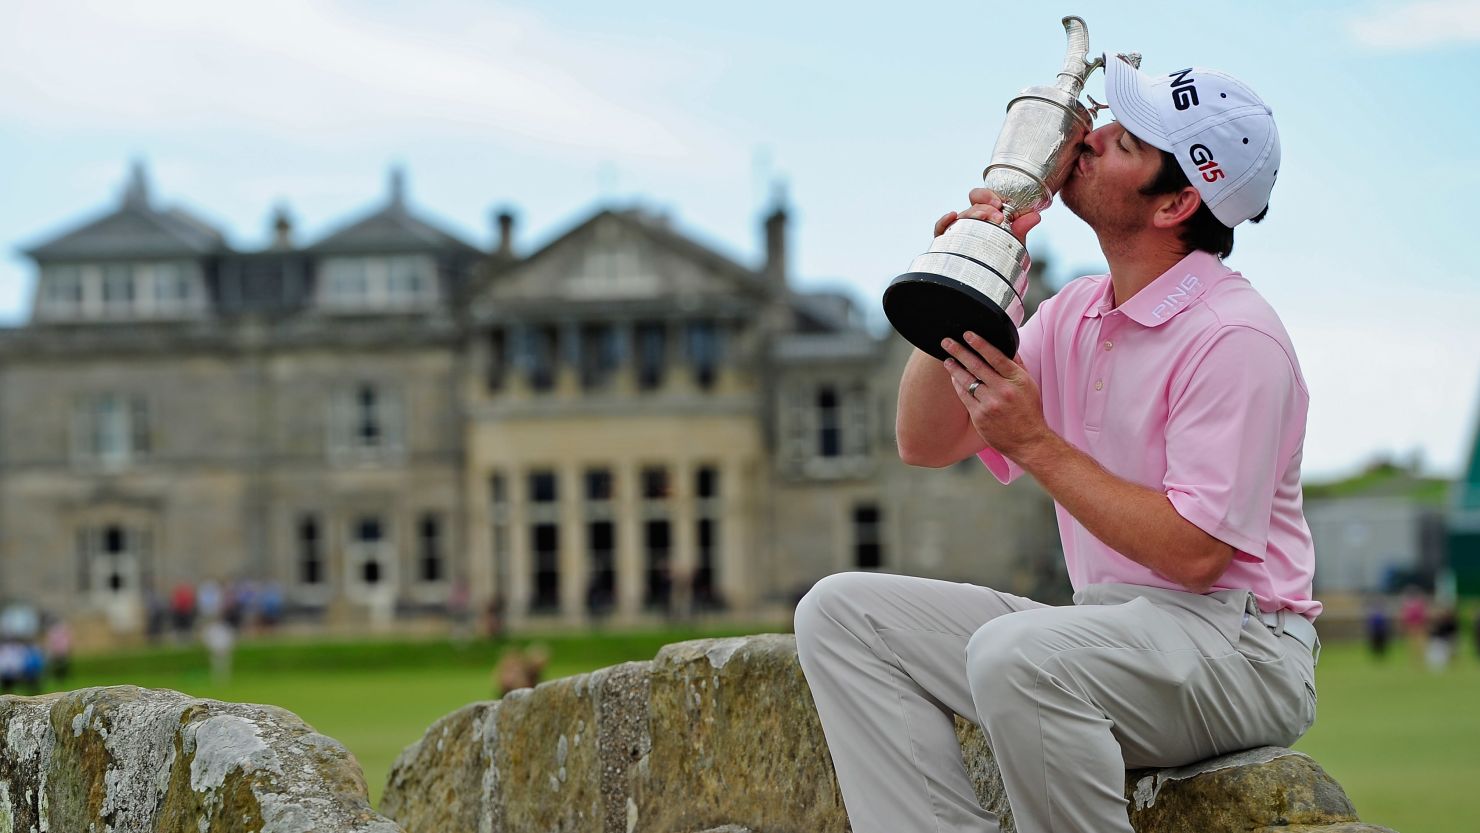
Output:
[0, 686, 402, 833]
[382, 634, 1396, 833]
[0, 636, 1400, 832]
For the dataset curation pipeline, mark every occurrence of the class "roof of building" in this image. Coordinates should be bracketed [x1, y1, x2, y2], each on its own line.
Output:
[773, 330, 882, 363]
[307, 168, 480, 256]
[499, 205, 764, 292]
[22, 163, 228, 260]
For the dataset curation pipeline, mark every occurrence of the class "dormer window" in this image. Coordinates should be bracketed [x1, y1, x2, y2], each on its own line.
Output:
[101, 264, 134, 311]
[319, 256, 436, 310]
[42, 266, 82, 312]
[37, 261, 204, 321]
[152, 263, 193, 306]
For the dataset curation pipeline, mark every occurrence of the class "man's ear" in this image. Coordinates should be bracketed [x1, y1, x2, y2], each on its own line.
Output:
[1153, 186, 1202, 229]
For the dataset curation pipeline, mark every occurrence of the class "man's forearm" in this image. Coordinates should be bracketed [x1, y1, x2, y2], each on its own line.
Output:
[896, 348, 974, 465]
[1014, 433, 1232, 593]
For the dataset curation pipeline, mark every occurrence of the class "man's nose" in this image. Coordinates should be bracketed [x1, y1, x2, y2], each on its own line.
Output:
[1082, 125, 1110, 153]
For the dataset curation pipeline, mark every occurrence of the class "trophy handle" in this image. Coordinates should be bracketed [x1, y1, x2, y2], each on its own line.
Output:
[1056, 16, 1098, 95]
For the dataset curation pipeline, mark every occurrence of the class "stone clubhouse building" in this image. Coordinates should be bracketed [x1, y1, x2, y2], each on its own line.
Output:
[0, 164, 1060, 639]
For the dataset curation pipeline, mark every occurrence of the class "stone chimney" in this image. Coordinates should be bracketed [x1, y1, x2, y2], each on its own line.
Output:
[762, 180, 789, 294]
[122, 159, 151, 209]
[761, 180, 792, 334]
[270, 204, 294, 250]
[388, 165, 407, 211]
[494, 208, 516, 257]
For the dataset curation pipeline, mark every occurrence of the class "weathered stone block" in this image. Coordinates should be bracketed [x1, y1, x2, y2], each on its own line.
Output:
[380, 700, 499, 833]
[1126, 746, 1357, 832]
[1, 686, 403, 833]
[634, 635, 845, 833]
[381, 634, 1399, 833]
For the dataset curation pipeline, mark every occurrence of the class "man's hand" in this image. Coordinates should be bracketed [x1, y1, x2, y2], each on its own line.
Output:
[933, 187, 1042, 246]
[940, 330, 1052, 460]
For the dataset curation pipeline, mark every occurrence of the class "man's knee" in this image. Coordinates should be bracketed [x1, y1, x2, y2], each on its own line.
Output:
[794, 571, 872, 642]
[965, 614, 1046, 715]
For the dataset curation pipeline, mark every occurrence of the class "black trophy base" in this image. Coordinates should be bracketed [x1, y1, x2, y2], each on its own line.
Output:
[883, 273, 1019, 362]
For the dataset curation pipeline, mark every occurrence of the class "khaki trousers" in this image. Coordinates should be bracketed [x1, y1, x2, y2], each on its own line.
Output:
[793, 572, 1318, 833]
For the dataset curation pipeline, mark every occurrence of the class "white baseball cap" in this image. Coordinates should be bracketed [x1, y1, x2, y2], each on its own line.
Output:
[1104, 54, 1279, 227]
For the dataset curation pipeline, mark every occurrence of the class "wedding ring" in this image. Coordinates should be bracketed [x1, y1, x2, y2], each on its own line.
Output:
[967, 379, 982, 396]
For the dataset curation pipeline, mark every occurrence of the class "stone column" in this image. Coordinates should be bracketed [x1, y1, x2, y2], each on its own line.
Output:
[720, 458, 756, 611]
[672, 460, 698, 622]
[560, 460, 587, 626]
[508, 470, 531, 625]
[615, 462, 643, 621]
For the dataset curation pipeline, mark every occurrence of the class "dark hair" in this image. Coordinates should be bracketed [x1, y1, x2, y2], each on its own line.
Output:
[1139, 150, 1267, 258]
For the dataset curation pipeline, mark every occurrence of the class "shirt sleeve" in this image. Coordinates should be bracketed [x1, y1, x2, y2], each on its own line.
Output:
[977, 292, 1051, 484]
[1163, 326, 1307, 559]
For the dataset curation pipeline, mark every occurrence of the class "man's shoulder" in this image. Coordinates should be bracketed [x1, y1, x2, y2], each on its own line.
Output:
[1194, 271, 1298, 348]
[1177, 274, 1309, 392]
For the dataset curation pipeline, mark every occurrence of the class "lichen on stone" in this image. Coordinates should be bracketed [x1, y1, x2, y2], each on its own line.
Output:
[187, 715, 280, 793]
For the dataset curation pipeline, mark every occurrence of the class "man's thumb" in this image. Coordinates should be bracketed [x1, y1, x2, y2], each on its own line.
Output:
[1011, 211, 1041, 245]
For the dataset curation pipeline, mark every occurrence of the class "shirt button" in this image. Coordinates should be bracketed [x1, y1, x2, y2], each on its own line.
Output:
[1094, 380, 1104, 391]
[1103, 340, 1113, 350]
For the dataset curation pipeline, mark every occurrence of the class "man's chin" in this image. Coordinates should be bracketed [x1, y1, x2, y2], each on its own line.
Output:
[1060, 183, 1088, 221]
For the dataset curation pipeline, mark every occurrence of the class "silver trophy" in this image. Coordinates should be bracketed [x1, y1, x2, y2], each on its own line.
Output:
[884, 16, 1135, 360]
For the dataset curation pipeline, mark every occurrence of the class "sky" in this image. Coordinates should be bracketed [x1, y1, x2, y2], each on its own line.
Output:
[1, 0, 1477, 481]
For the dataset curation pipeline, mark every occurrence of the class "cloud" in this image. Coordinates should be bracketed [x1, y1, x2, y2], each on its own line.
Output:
[0, 0, 731, 161]
[1347, 0, 1480, 50]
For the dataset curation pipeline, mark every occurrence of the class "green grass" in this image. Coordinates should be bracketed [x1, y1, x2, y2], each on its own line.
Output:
[1290, 641, 1480, 833]
[27, 631, 1480, 831]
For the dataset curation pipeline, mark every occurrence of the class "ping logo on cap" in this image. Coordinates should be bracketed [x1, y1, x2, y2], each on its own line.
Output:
[1168, 68, 1199, 110]
[1188, 144, 1225, 183]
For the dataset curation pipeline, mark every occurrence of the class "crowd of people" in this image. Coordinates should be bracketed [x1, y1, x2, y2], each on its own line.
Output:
[1366, 588, 1476, 670]
[0, 615, 72, 695]
[147, 578, 286, 643]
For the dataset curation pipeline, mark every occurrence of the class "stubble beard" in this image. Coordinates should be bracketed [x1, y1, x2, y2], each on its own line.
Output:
[1060, 170, 1096, 226]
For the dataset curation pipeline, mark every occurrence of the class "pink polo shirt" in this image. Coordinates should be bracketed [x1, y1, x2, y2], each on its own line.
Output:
[979, 250, 1320, 619]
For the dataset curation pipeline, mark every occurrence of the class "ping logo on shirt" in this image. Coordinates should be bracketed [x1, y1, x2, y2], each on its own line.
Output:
[1169, 68, 1199, 110]
[1188, 144, 1225, 183]
[1151, 275, 1202, 320]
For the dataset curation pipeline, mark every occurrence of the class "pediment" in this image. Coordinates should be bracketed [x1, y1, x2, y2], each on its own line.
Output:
[473, 210, 766, 314]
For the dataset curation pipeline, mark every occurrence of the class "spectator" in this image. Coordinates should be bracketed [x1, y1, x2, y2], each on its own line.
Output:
[448, 577, 472, 643]
[204, 619, 235, 686]
[170, 582, 196, 640]
[145, 589, 167, 644]
[481, 595, 505, 642]
[197, 578, 223, 624]
[44, 619, 73, 685]
[1399, 587, 1429, 666]
[20, 643, 44, 694]
[258, 582, 284, 631]
[227, 579, 256, 634]
[494, 643, 549, 698]
[0, 640, 23, 694]
[1364, 595, 1391, 659]
[1426, 607, 1459, 672]
[1474, 611, 1480, 661]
